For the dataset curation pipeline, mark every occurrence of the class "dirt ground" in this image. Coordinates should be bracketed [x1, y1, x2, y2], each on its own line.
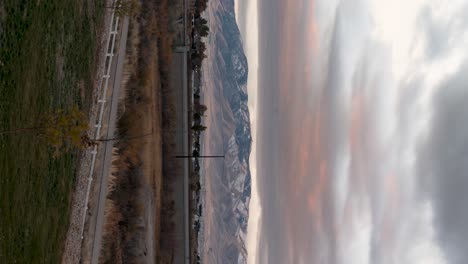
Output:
[141, 37, 163, 264]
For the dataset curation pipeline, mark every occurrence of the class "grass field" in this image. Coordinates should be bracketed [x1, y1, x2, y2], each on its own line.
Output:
[0, 1, 104, 262]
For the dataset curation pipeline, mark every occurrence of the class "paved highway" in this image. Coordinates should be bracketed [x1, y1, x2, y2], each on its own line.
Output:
[183, 2, 190, 261]
[180, 0, 191, 261]
[171, 50, 190, 264]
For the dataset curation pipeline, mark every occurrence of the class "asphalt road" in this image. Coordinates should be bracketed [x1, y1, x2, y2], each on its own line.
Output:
[183, 0, 190, 261]
[89, 16, 130, 264]
[170, 51, 190, 264]
[182, 48, 189, 264]
[174, 0, 191, 261]
[183, 31, 190, 264]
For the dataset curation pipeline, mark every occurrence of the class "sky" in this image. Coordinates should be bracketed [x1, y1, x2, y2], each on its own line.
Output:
[236, 0, 468, 263]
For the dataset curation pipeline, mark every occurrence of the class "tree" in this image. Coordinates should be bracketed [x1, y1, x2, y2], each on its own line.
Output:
[195, 17, 208, 28]
[194, 16, 210, 38]
[192, 149, 200, 157]
[0, 105, 90, 155]
[41, 106, 90, 155]
[195, 0, 208, 12]
[198, 41, 207, 55]
[193, 141, 200, 149]
[191, 124, 207, 132]
[113, 0, 140, 17]
[191, 52, 206, 68]
[193, 104, 207, 114]
[198, 24, 210, 37]
[193, 112, 203, 120]
[0, 107, 88, 154]
[1, 105, 153, 157]
[190, 182, 201, 192]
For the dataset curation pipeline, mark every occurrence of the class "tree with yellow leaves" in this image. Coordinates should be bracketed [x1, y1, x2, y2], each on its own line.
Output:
[0, 105, 90, 156]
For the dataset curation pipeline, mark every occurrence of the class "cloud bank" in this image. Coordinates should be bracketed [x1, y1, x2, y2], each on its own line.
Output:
[243, 0, 468, 263]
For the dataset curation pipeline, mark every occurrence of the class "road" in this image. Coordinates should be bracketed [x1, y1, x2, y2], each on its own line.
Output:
[183, 0, 190, 260]
[171, 50, 190, 264]
[175, 0, 191, 261]
[89, 16, 130, 264]
[172, 0, 190, 258]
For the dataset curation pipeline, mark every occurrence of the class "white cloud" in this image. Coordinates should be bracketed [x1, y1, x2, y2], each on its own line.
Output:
[337, 195, 372, 264]
[395, 201, 446, 264]
[236, 0, 261, 263]
[326, 0, 467, 263]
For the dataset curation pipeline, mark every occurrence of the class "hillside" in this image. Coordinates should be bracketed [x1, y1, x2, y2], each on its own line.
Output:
[200, 0, 252, 262]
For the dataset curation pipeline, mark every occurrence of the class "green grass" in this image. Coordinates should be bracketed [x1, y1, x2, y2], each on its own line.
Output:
[0, 0, 104, 262]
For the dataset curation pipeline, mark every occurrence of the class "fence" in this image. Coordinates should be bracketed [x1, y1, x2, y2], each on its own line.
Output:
[80, 9, 120, 240]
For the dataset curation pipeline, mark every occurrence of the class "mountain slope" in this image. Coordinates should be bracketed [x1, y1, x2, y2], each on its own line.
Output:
[200, 0, 252, 263]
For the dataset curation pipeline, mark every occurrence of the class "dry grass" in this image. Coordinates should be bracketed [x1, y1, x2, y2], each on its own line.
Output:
[0, 1, 106, 263]
[101, 0, 182, 263]
[99, 0, 186, 261]
[100, 0, 165, 262]
[101, 95, 147, 263]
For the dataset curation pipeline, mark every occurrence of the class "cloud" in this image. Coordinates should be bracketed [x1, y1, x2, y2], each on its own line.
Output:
[251, 0, 468, 263]
[417, 60, 468, 264]
[235, 0, 249, 42]
[417, 1, 468, 59]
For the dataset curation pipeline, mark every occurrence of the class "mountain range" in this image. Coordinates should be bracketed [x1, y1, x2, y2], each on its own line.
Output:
[199, 0, 252, 262]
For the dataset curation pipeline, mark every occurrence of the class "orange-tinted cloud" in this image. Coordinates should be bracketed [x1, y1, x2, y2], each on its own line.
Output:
[307, 160, 328, 231]
[313, 100, 323, 158]
[379, 174, 400, 242]
[277, 0, 318, 104]
[348, 92, 369, 194]
[349, 93, 364, 150]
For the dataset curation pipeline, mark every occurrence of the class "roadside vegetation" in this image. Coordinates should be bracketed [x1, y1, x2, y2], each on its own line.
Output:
[189, 0, 211, 262]
[95, 0, 210, 262]
[0, 1, 104, 263]
[156, 0, 212, 262]
[190, 83, 207, 263]
[157, 0, 181, 262]
[99, 0, 180, 262]
[99, 0, 160, 262]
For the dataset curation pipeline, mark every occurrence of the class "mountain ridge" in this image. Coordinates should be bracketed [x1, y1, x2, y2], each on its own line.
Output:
[200, 0, 252, 262]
